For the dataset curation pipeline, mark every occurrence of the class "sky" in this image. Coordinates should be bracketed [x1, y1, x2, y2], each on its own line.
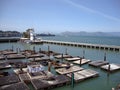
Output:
[0, 0, 120, 33]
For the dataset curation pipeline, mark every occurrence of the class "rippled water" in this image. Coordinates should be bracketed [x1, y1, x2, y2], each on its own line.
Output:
[0, 35, 120, 90]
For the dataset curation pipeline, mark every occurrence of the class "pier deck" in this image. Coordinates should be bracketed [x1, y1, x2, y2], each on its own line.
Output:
[42, 40, 120, 51]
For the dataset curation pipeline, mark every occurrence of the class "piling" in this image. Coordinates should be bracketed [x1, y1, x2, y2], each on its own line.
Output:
[83, 50, 85, 59]
[65, 48, 68, 55]
[71, 72, 74, 88]
[104, 52, 106, 61]
[80, 58, 82, 66]
[48, 62, 52, 72]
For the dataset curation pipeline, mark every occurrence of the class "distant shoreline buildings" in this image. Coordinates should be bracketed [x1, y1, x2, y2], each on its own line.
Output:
[0, 30, 55, 37]
[0, 30, 22, 37]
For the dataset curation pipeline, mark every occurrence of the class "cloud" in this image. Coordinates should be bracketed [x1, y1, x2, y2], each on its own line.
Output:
[65, 0, 120, 22]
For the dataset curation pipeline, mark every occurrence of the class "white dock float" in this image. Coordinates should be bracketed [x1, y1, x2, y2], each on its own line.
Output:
[89, 60, 109, 67]
[65, 57, 81, 61]
[73, 59, 91, 65]
[101, 63, 120, 72]
[54, 54, 72, 59]
[55, 65, 84, 75]
[67, 69, 99, 82]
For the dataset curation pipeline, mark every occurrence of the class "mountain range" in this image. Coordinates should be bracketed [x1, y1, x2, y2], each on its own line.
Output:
[61, 31, 120, 37]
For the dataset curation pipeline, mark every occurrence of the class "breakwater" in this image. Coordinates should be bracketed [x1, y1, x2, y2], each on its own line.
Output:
[42, 40, 120, 51]
[0, 37, 120, 51]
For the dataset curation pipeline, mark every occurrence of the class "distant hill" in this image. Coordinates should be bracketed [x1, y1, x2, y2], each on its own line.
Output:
[36, 33, 55, 36]
[61, 31, 120, 37]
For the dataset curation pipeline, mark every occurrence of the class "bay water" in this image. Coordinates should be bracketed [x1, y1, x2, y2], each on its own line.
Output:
[0, 35, 120, 90]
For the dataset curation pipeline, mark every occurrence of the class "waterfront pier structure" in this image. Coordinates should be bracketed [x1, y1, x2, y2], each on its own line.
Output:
[42, 40, 120, 51]
[0, 37, 120, 51]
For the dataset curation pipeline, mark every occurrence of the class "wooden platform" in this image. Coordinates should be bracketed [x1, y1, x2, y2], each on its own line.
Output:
[101, 63, 120, 72]
[67, 69, 99, 82]
[31, 75, 71, 90]
[28, 71, 54, 80]
[65, 57, 81, 61]
[6, 54, 25, 59]
[0, 62, 12, 70]
[0, 82, 30, 90]
[0, 56, 5, 60]
[55, 65, 84, 75]
[29, 57, 49, 62]
[26, 53, 44, 58]
[89, 60, 109, 67]
[0, 50, 17, 55]
[53, 62, 73, 69]
[54, 54, 72, 59]
[14, 68, 28, 74]
[73, 59, 91, 65]
[0, 74, 20, 86]
[19, 73, 31, 83]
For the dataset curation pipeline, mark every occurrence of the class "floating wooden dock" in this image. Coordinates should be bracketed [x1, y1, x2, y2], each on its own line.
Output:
[65, 57, 81, 61]
[0, 82, 30, 90]
[0, 62, 12, 70]
[42, 40, 120, 51]
[89, 60, 109, 67]
[52, 62, 73, 69]
[55, 65, 84, 75]
[29, 57, 49, 62]
[19, 73, 31, 83]
[0, 74, 20, 86]
[6, 54, 25, 59]
[54, 54, 72, 59]
[31, 75, 71, 90]
[26, 53, 44, 58]
[73, 59, 91, 65]
[28, 71, 54, 80]
[67, 69, 99, 82]
[0, 50, 17, 55]
[101, 63, 120, 72]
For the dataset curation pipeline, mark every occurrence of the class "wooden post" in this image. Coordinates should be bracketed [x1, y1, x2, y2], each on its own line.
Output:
[71, 72, 74, 88]
[33, 58, 35, 61]
[12, 45, 14, 51]
[33, 46, 35, 54]
[48, 62, 51, 72]
[16, 48, 18, 53]
[65, 48, 68, 55]
[83, 50, 85, 59]
[80, 58, 82, 66]
[5, 55, 7, 61]
[19, 48, 21, 52]
[61, 53, 63, 61]
[39, 48, 41, 53]
[48, 46, 50, 52]
[108, 64, 111, 72]
[48, 46, 50, 56]
[104, 52, 106, 61]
